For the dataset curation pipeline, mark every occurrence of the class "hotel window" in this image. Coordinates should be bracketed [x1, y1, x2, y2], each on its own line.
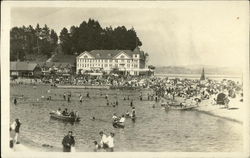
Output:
[105, 60, 108, 63]
[127, 64, 130, 68]
[121, 55, 125, 59]
[115, 60, 118, 63]
[105, 64, 108, 67]
[134, 55, 137, 58]
[109, 64, 112, 67]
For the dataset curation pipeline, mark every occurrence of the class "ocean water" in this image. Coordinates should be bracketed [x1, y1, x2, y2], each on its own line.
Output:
[10, 85, 243, 152]
[154, 73, 242, 82]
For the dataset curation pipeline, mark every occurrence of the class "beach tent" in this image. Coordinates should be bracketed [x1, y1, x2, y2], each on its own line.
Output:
[216, 93, 226, 105]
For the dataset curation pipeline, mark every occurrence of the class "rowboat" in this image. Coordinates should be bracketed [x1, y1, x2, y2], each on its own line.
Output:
[164, 105, 197, 111]
[49, 112, 80, 122]
[112, 122, 125, 128]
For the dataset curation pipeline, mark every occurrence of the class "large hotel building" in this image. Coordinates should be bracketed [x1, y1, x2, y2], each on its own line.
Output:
[76, 47, 149, 75]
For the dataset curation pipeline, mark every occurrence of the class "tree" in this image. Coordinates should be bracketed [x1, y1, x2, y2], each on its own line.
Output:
[59, 28, 72, 54]
[10, 24, 59, 61]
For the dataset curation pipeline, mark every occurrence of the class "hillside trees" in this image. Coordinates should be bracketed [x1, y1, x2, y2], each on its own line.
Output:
[10, 24, 58, 61]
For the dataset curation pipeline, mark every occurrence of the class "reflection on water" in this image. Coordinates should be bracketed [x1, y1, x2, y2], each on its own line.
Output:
[10, 85, 243, 152]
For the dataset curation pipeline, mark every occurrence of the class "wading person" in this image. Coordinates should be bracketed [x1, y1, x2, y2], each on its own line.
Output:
[99, 131, 109, 151]
[93, 141, 100, 152]
[11, 119, 21, 144]
[63, 92, 66, 101]
[79, 95, 83, 103]
[62, 131, 75, 152]
[14, 98, 17, 105]
[107, 133, 115, 152]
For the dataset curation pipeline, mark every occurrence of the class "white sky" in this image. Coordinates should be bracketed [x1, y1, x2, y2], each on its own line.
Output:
[10, 2, 249, 68]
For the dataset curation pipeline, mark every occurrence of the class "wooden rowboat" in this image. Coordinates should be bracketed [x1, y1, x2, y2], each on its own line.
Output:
[164, 105, 197, 111]
[112, 122, 125, 128]
[49, 112, 80, 122]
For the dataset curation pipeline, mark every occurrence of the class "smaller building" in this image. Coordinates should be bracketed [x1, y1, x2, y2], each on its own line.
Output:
[39, 62, 75, 76]
[10, 62, 42, 78]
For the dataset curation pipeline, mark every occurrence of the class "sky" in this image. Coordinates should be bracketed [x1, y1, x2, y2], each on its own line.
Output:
[10, 2, 249, 68]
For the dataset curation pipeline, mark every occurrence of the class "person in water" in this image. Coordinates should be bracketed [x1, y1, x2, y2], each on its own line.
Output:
[131, 107, 136, 117]
[125, 111, 130, 117]
[56, 108, 62, 115]
[112, 113, 118, 122]
[69, 110, 75, 117]
[93, 141, 100, 152]
[11, 119, 21, 144]
[99, 131, 109, 150]
[14, 98, 17, 105]
[79, 95, 83, 103]
[62, 108, 68, 116]
[62, 131, 75, 152]
[107, 132, 115, 152]
[119, 115, 126, 124]
[63, 92, 66, 101]
[130, 100, 133, 107]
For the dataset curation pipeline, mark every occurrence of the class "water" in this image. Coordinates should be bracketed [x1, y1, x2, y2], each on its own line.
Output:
[10, 85, 243, 152]
[154, 73, 242, 82]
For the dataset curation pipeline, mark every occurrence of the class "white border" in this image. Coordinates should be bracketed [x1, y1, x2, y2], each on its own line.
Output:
[1, 1, 250, 158]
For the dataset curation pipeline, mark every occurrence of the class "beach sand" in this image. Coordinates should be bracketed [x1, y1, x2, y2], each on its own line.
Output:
[195, 96, 244, 123]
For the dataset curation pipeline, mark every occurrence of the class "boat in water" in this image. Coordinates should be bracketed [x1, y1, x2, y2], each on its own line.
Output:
[112, 122, 125, 128]
[49, 112, 81, 122]
[161, 101, 197, 111]
[164, 105, 197, 110]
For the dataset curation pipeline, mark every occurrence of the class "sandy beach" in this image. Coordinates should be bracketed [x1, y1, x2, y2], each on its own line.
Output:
[195, 96, 243, 124]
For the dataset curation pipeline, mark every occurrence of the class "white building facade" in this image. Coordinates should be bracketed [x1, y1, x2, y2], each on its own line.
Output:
[76, 49, 146, 75]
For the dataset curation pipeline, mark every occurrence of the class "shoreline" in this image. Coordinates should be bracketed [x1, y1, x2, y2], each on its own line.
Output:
[194, 97, 243, 124]
[194, 107, 243, 124]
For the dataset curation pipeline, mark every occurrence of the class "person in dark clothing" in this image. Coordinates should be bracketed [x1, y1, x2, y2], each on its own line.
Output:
[62, 131, 75, 152]
[12, 119, 21, 144]
[14, 98, 17, 105]
[62, 108, 68, 116]
[67, 96, 70, 103]
[63, 93, 66, 101]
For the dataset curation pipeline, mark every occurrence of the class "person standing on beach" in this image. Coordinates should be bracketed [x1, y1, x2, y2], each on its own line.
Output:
[62, 131, 75, 152]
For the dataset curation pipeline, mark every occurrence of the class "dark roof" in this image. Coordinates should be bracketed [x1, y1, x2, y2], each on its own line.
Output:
[79, 48, 140, 59]
[10, 62, 39, 71]
[39, 62, 74, 68]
